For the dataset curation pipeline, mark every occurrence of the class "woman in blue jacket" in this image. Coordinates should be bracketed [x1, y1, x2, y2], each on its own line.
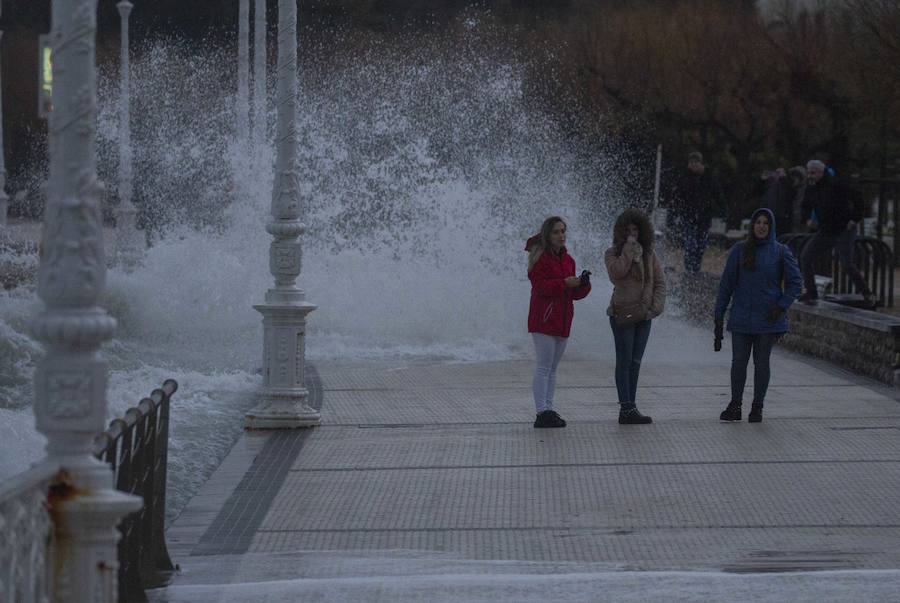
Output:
[714, 208, 802, 423]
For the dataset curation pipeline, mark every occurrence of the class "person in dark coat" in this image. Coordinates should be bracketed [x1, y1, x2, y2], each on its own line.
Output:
[798, 159, 872, 304]
[760, 168, 797, 236]
[670, 151, 724, 273]
[526, 216, 592, 428]
[714, 208, 802, 423]
[787, 166, 807, 232]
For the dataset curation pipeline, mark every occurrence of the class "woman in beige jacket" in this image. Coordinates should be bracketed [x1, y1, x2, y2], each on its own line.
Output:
[604, 208, 666, 424]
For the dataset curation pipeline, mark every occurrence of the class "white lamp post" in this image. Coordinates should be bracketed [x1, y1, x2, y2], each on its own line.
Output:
[33, 0, 141, 599]
[0, 27, 8, 229]
[237, 0, 250, 143]
[115, 0, 143, 269]
[245, 0, 319, 429]
[252, 0, 267, 149]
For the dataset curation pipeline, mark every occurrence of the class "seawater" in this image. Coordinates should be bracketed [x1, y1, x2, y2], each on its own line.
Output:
[0, 26, 636, 520]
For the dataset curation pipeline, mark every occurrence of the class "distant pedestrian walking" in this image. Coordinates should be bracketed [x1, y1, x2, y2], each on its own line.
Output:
[787, 165, 807, 232]
[798, 159, 873, 305]
[605, 209, 666, 424]
[670, 151, 724, 273]
[759, 167, 800, 236]
[714, 208, 802, 423]
[526, 216, 592, 428]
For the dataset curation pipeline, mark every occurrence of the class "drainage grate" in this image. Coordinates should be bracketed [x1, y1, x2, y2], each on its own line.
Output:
[357, 423, 424, 429]
[722, 549, 865, 573]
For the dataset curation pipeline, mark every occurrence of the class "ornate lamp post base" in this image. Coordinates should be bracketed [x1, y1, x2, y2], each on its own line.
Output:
[53, 488, 143, 600]
[245, 301, 320, 429]
[244, 396, 320, 429]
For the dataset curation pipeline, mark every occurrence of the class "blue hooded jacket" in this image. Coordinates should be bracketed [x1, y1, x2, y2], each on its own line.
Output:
[714, 208, 802, 334]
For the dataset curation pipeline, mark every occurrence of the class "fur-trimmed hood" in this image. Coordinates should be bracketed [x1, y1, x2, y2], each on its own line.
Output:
[612, 208, 654, 251]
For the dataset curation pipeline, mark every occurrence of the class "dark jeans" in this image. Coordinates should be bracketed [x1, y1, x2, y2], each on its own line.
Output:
[730, 332, 777, 405]
[609, 317, 652, 406]
[800, 230, 871, 297]
[682, 223, 708, 273]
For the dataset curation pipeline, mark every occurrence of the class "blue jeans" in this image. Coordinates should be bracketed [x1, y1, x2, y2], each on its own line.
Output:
[682, 223, 708, 273]
[730, 332, 777, 405]
[609, 317, 652, 407]
[531, 333, 568, 413]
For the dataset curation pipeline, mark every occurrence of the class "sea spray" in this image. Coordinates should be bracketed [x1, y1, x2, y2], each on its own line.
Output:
[1, 23, 628, 518]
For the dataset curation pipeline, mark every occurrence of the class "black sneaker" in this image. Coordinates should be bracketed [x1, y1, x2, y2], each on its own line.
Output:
[719, 401, 742, 422]
[618, 407, 652, 424]
[748, 403, 763, 423]
[546, 410, 567, 427]
[534, 410, 566, 428]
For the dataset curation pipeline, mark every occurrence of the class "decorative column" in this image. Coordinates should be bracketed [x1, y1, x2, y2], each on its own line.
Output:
[114, 0, 142, 269]
[245, 0, 319, 429]
[252, 0, 266, 149]
[237, 0, 250, 143]
[0, 27, 8, 229]
[32, 0, 142, 599]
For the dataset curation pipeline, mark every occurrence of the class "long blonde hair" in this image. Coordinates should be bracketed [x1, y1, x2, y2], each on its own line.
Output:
[527, 216, 565, 272]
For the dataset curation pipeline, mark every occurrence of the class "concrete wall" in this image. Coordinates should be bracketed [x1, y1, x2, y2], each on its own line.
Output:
[781, 302, 900, 386]
[669, 270, 900, 386]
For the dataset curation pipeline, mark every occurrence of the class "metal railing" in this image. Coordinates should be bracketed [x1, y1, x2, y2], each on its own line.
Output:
[0, 461, 56, 603]
[855, 177, 900, 263]
[93, 379, 178, 603]
[780, 233, 895, 308]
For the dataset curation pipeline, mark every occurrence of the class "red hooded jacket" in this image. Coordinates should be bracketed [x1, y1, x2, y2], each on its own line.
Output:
[527, 247, 591, 337]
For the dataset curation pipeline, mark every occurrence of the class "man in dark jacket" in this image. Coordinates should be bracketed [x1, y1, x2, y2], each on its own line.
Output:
[671, 151, 723, 273]
[760, 168, 798, 236]
[798, 159, 872, 304]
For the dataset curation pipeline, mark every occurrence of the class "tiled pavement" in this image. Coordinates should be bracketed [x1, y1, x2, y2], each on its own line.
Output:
[156, 329, 900, 598]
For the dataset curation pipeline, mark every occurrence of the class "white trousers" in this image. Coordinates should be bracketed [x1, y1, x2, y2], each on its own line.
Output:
[531, 333, 568, 413]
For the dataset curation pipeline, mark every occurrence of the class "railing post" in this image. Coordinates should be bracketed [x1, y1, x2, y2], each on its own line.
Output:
[31, 2, 142, 601]
[148, 384, 175, 580]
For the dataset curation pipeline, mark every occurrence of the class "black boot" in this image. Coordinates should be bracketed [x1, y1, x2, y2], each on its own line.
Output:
[719, 401, 742, 422]
[619, 407, 652, 424]
[748, 403, 763, 423]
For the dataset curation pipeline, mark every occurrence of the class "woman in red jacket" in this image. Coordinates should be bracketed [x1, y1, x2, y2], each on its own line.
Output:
[526, 216, 592, 428]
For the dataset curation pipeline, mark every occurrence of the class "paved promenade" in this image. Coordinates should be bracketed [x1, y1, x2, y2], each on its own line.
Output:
[150, 320, 900, 602]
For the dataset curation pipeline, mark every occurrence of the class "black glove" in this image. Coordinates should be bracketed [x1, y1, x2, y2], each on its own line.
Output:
[579, 270, 592, 286]
[714, 319, 724, 352]
[766, 305, 785, 323]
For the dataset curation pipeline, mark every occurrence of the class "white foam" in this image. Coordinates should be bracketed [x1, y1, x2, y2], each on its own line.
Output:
[2, 30, 629, 513]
